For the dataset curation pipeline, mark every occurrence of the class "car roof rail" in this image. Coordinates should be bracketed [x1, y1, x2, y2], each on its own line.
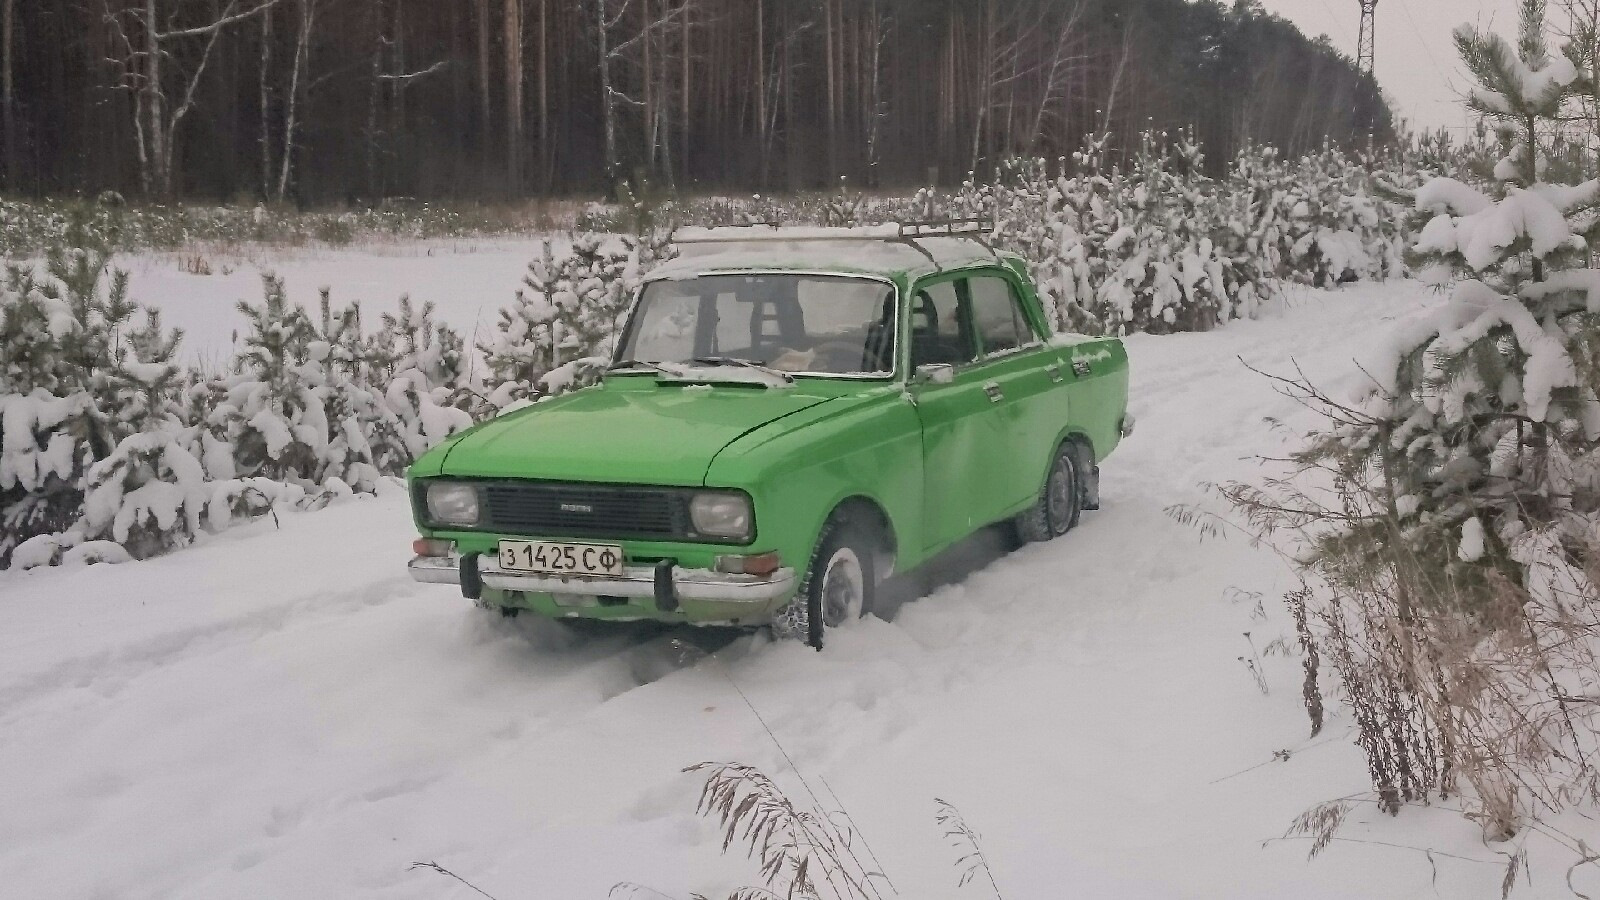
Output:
[668, 219, 1000, 262]
[670, 223, 896, 244]
[894, 217, 995, 238]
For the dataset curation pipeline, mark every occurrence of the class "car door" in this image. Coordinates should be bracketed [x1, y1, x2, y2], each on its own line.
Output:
[964, 271, 1067, 510]
[907, 276, 1016, 552]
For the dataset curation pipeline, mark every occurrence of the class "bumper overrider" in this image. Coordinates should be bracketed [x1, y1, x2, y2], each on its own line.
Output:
[409, 551, 797, 619]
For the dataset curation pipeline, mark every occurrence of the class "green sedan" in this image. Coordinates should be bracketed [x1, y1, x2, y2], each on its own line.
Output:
[408, 224, 1131, 649]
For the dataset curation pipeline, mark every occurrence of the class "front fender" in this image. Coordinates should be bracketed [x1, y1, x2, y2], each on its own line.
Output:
[707, 387, 924, 575]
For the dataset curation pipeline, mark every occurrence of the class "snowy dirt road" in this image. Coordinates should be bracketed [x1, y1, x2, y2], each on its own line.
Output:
[5, 281, 1583, 900]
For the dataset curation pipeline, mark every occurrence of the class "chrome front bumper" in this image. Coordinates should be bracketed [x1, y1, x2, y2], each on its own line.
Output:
[408, 553, 797, 605]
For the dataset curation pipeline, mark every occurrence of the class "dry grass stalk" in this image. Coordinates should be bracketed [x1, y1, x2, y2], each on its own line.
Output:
[1184, 364, 1600, 845]
[408, 860, 501, 900]
[683, 762, 886, 900]
[933, 799, 1003, 898]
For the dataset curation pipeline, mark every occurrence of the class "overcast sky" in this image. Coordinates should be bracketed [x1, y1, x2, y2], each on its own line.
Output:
[1255, 0, 1529, 132]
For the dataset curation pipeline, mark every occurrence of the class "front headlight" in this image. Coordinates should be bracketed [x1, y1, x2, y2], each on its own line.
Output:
[426, 482, 481, 526]
[690, 491, 753, 540]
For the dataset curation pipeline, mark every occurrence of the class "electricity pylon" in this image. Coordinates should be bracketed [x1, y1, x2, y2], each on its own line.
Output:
[1357, 0, 1379, 75]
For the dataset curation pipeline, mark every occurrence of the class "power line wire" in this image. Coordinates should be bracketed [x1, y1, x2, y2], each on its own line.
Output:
[1310, 0, 1356, 46]
[1394, 0, 1450, 85]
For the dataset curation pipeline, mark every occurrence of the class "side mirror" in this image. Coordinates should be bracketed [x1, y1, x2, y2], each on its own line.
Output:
[913, 363, 955, 386]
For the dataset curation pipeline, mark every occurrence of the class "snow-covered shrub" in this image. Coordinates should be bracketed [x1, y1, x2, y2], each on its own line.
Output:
[639, 137, 1415, 337]
[1235, 142, 1400, 287]
[71, 306, 218, 558]
[377, 296, 476, 461]
[204, 477, 307, 533]
[1220, 4, 1600, 840]
[217, 275, 327, 485]
[0, 195, 546, 259]
[0, 249, 135, 565]
[946, 134, 1275, 335]
[480, 236, 638, 408]
[78, 432, 211, 559]
[305, 294, 395, 493]
[209, 281, 473, 493]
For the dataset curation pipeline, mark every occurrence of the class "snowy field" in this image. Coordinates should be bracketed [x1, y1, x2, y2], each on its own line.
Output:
[4, 260, 1592, 899]
[110, 238, 569, 367]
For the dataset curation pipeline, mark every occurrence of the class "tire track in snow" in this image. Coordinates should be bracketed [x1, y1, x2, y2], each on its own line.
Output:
[0, 575, 419, 726]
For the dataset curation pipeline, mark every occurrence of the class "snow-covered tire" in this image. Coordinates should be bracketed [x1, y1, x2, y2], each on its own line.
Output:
[772, 516, 877, 651]
[1015, 442, 1082, 544]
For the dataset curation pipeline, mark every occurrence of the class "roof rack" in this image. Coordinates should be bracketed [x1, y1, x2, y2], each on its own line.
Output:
[668, 219, 999, 266]
[897, 217, 994, 238]
[670, 219, 995, 243]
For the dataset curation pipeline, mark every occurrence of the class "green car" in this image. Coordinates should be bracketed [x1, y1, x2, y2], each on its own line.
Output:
[408, 224, 1131, 648]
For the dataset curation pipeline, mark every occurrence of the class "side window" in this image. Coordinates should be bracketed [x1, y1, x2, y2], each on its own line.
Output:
[967, 275, 1035, 356]
[907, 280, 973, 367]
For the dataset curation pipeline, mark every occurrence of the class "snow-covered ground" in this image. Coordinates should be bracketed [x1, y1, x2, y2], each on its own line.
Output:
[4, 274, 1592, 899]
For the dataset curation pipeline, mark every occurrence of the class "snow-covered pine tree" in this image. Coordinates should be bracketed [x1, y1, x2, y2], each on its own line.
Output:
[79, 309, 212, 559]
[221, 274, 327, 486]
[379, 295, 475, 408]
[109, 307, 186, 435]
[1338, 1, 1600, 591]
[1057, 132, 1231, 335]
[1230, 0, 1600, 831]
[0, 248, 135, 566]
[481, 236, 635, 407]
[309, 291, 391, 494]
[376, 295, 473, 467]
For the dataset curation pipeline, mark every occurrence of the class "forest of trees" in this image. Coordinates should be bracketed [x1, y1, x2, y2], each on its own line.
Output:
[0, 0, 1391, 202]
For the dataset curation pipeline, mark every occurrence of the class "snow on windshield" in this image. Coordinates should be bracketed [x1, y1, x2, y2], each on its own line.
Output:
[617, 274, 895, 376]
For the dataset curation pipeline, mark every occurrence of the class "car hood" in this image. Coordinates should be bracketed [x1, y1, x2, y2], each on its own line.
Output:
[439, 382, 837, 485]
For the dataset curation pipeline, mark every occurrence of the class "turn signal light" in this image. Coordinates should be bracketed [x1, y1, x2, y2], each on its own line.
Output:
[413, 538, 455, 557]
[714, 552, 782, 577]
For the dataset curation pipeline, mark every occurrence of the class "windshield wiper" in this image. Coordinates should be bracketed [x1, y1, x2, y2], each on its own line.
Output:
[607, 358, 674, 375]
[692, 356, 795, 384]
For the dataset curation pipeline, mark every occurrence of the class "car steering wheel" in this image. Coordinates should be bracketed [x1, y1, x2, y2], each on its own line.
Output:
[811, 340, 869, 372]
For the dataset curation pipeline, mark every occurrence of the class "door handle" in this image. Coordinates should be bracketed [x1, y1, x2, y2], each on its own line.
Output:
[1045, 363, 1064, 383]
[983, 381, 1004, 403]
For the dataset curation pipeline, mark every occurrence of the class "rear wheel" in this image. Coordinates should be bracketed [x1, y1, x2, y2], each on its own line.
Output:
[773, 516, 879, 650]
[1015, 442, 1083, 544]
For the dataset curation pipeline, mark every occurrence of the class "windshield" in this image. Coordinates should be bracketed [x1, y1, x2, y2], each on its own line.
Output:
[616, 274, 896, 376]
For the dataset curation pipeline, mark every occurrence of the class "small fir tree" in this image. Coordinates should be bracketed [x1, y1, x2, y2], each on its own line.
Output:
[0, 249, 134, 564]
[1220, 2, 1600, 834]
[223, 274, 327, 485]
[481, 236, 635, 407]
[1314, 0, 1600, 597]
[377, 296, 474, 465]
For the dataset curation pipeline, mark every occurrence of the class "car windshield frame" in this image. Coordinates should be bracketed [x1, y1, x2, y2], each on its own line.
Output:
[613, 270, 901, 381]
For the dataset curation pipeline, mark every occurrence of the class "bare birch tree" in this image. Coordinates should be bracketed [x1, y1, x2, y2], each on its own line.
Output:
[1, 0, 15, 187]
[103, 0, 283, 196]
[504, 0, 523, 189]
[594, 0, 688, 193]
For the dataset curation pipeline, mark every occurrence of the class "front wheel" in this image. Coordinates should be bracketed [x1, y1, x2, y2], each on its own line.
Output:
[1015, 442, 1083, 544]
[772, 518, 877, 651]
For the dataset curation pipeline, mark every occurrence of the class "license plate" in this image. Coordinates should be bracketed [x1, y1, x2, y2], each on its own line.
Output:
[497, 540, 625, 577]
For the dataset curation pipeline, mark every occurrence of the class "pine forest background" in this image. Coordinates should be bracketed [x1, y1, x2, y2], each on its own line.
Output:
[2, 0, 1390, 202]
